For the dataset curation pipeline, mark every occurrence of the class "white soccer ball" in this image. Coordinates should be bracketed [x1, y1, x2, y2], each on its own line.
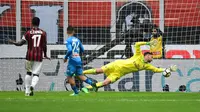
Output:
[163, 68, 171, 77]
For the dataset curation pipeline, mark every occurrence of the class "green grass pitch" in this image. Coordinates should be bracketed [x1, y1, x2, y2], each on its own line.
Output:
[0, 91, 200, 112]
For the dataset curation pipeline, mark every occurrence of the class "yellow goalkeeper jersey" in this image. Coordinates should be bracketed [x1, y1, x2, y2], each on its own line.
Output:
[113, 42, 164, 76]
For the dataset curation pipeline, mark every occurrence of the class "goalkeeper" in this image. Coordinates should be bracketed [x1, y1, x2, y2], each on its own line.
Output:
[83, 40, 177, 91]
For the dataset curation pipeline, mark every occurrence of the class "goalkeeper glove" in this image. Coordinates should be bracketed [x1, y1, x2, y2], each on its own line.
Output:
[169, 65, 177, 72]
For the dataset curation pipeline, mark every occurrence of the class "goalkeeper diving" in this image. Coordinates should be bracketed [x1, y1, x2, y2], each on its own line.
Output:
[84, 40, 177, 91]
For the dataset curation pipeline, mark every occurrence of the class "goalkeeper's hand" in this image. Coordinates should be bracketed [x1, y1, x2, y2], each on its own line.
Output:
[169, 65, 177, 72]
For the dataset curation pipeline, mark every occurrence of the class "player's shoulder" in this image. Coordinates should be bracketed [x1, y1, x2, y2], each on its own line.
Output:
[25, 28, 46, 34]
[73, 36, 82, 43]
[24, 29, 32, 35]
[66, 36, 80, 43]
[38, 28, 46, 34]
[66, 36, 73, 41]
[40, 29, 46, 33]
[65, 36, 73, 44]
[71, 36, 80, 41]
[22, 29, 32, 39]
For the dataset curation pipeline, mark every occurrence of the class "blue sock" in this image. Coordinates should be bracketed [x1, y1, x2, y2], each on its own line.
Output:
[71, 86, 79, 94]
[84, 78, 93, 85]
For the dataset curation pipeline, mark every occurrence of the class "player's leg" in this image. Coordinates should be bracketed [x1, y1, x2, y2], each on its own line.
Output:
[65, 65, 79, 96]
[88, 62, 120, 90]
[30, 61, 42, 96]
[77, 66, 92, 85]
[75, 76, 89, 93]
[84, 62, 118, 91]
[74, 76, 81, 90]
[84, 77, 98, 91]
[67, 76, 79, 96]
[25, 72, 32, 96]
[19, 84, 23, 91]
[83, 61, 115, 75]
[83, 68, 104, 75]
[95, 62, 117, 87]
[76, 66, 98, 91]
[78, 75, 98, 92]
[85, 74, 120, 91]
[74, 75, 89, 93]
[25, 60, 33, 96]
[29, 74, 39, 96]
[16, 84, 19, 91]
[96, 74, 120, 88]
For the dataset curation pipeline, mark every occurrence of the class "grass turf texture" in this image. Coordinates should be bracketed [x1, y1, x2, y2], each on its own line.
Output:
[0, 91, 199, 112]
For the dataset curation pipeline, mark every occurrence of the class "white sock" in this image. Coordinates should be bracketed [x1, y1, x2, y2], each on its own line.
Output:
[31, 76, 39, 88]
[25, 75, 31, 94]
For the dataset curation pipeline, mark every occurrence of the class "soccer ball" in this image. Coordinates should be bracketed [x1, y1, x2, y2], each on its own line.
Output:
[163, 68, 171, 77]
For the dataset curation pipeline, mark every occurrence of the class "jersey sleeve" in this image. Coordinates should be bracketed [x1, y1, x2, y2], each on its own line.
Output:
[22, 31, 29, 41]
[64, 39, 72, 59]
[134, 42, 147, 55]
[22, 35, 26, 40]
[145, 64, 165, 73]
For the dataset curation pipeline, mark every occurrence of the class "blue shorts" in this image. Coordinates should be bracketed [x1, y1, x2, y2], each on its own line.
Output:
[65, 64, 83, 77]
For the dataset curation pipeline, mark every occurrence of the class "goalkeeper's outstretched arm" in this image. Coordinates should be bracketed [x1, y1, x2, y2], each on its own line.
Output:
[134, 40, 158, 55]
[146, 64, 177, 73]
[134, 42, 148, 55]
[145, 64, 165, 73]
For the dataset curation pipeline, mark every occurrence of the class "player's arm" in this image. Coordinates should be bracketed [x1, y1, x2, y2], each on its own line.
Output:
[79, 41, 84, 54]
[146, 64, 178, 73]
[64, 39, 72, 63]
[146, 64, 178, 78]
[134, 42, 149, 55]
[145, 64, 165, 73]
[8, 35, 26, 46]
[135, 40, 158, 55]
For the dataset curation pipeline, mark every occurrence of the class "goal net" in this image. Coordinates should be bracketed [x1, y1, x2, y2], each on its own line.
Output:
[0, 0, 200, 92]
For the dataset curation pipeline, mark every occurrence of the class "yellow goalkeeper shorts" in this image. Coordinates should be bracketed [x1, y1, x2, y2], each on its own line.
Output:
[101, 62, 121, 83]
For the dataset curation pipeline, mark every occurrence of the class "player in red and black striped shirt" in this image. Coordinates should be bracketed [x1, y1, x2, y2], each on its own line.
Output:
[22, 27, 47, 62]
[9, 17, 50, 96]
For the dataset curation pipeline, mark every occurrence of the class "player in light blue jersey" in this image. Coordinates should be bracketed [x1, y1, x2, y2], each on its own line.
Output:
[64, 26, 97, 96]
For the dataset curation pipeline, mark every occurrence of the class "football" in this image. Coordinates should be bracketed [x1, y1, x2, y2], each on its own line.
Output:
[163, 68, 171, 77]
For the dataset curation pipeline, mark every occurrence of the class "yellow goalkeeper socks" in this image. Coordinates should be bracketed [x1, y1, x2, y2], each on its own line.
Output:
[86, 82, 103, 89]
[86, 85, 93, 89]
[96, 82, 103, 87]
[83, 69, 96, 75]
